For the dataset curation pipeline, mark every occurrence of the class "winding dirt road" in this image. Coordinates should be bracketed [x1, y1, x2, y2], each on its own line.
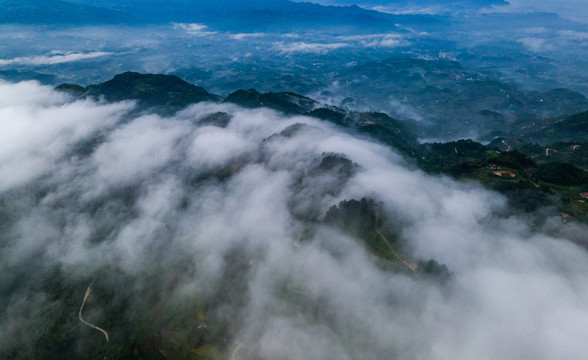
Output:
[79, 281, 110, 343]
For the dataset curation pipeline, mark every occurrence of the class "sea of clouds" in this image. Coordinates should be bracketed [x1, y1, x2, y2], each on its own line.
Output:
[1, 80, 587, 359]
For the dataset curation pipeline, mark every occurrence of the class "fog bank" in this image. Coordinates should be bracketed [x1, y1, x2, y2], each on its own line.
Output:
[1, 80, 587, 359]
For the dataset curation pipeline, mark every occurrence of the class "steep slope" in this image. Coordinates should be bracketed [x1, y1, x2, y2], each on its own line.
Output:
[224, 89, 316, 114]
[522, 110, 588, 144]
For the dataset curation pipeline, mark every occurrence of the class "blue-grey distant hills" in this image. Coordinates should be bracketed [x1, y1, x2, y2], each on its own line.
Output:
[291, 0, 509, 14]
[301, 0, 508, 8]
[0, 0, 442, 30]
[0, 0, 135, 24]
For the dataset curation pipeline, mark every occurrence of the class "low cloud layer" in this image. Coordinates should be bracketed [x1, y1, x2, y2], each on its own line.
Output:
[335, 33, 411, 48]
[275, 41, 349, 54]
[0, 80, 131, 191]
[1, 81, 588, 359]
[0, 51, 114, 66]
[371, 5, 442, 15]
[517, 37, 554, 52]
[173, 23, 218, 37]
[229, 33, 266, 40]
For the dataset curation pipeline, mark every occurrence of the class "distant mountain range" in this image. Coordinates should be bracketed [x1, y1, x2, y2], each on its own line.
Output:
[57, 71, 588, 222]
[57, 71, 588, 156]
[58, 71, 419, 155]
[305, 0, 508, 11]
[0, 0, 442, 30]
[0, 0, 133, 24]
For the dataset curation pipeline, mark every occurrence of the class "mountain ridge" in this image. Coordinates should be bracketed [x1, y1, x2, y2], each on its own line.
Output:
[57, 71, 419, 157]
[0, 0, 135, 24]
[0, 0, 442, 30]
